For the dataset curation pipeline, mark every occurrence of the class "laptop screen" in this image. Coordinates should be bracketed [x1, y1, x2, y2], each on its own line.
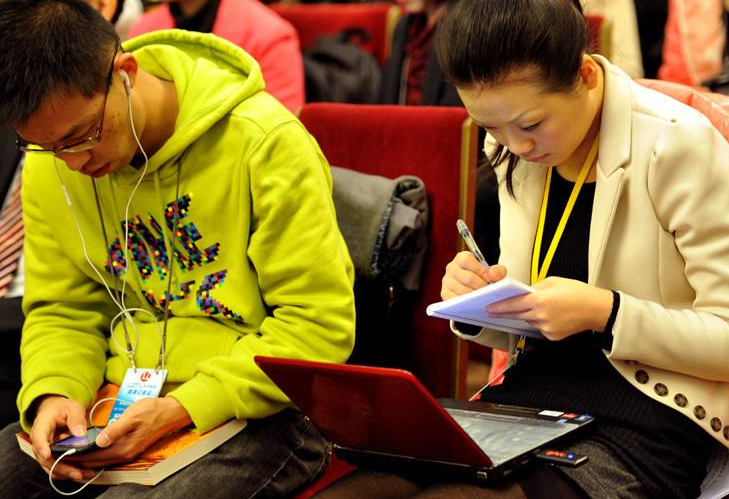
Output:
[445, 408, 577, 465]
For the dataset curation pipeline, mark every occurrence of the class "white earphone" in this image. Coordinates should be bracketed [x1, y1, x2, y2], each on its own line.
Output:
[119, 69, 131, 95]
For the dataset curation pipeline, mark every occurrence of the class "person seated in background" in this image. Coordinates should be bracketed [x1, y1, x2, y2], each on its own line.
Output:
[315, 0, 729, 497]
[378, 0, 459, 107]
[130, 0, 305, 113]
[380, 0, 501, 267]
[83, 0, 143, 40]
[632, 0, 669, 79]
[658, 0, 726, 88]
[0, 0, 355, 497]
[582, 0, 644, 78]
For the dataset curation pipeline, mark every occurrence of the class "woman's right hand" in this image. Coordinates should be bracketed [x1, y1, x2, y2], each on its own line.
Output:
[441, 251, 507, 300]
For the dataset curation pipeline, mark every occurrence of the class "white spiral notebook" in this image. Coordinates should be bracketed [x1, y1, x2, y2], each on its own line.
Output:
[426, 277, 544, 338]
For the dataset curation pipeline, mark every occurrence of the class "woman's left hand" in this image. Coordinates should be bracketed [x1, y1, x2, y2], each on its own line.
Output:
[487, 277, 614, 341]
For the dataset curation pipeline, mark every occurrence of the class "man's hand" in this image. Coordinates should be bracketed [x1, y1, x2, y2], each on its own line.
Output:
[69, 397, 193, 469]
[486, 276, 613, 341]
[30, 395, 97, 481]
[441, 251, 507, 300]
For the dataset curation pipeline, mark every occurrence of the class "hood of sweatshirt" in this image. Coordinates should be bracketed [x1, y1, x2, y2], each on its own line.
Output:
[115, 29, 265, 183]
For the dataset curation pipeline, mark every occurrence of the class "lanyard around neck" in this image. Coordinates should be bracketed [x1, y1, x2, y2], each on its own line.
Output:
[530, 134, 600, 285]
[93, 162, 182, 372]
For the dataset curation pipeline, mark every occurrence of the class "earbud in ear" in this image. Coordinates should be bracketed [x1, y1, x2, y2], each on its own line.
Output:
[119, 69, 131, 95]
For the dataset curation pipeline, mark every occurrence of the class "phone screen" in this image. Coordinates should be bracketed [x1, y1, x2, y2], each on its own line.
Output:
[50, 427, 102, 455]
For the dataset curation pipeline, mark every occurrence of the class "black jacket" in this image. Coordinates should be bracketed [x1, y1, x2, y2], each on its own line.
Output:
[378, 15, 461, 107]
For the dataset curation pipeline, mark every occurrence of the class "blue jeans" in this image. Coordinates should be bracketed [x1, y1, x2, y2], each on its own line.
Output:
[0, 408, 329, 499]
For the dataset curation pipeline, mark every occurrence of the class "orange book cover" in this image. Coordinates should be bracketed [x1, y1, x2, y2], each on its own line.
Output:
[16, 384, 246, 486]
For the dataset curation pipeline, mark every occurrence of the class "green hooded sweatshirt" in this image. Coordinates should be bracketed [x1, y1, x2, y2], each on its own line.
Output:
[18, 30, 355, 433]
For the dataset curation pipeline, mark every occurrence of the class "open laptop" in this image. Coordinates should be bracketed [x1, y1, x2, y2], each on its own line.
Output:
[254, 356, 594, 483]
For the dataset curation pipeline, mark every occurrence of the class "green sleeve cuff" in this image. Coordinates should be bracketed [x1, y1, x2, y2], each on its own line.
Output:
[17, 377, 95, 433]
[167, 374, 236, 433]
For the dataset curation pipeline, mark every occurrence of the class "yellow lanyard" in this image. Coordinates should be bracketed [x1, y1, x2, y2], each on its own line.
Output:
[530, 134, 600, 285]
[508, 135, 600, 366]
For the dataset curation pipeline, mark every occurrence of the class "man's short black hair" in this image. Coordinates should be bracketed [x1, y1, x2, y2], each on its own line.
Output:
[0, 0, 120, 128]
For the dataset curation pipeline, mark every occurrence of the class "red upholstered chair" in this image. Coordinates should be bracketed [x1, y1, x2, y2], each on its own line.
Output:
[288, 102, 478, 499]
[291, 454, 355, 499]
[299, 103, 478, 398]
[637, 79, 729, 141]
[584, 13, 611, 58]
[270, 2, 401, 65]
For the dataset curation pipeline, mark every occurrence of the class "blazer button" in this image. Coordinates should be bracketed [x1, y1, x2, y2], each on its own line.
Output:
[635, 370, 649, 384]
[711, 418, 722, 432]
[694, 406, 706, 420]
[674, 393, 688, 407]
[724, 426, 729, 441]
[653, 383, 668, 396]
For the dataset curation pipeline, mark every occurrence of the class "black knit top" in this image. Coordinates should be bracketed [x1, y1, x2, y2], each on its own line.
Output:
[481, 170, 712, 499]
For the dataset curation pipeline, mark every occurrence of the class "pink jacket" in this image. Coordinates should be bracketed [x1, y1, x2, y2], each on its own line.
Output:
[130, 0, 304, 112]
[658, 0, 725, 87]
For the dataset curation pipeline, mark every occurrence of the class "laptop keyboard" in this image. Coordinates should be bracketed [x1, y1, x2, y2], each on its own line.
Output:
[445, 408, 574, 466]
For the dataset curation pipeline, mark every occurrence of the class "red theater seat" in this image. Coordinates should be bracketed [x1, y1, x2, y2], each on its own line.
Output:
[585, 13, 609, 58]
[270, 2, 401, 65]
[299, 103, 479, 398]
[637, 78, 729, 141]
[289, 102, 479, 498]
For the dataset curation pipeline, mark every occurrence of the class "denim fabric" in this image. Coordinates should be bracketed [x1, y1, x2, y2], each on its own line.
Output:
[0, 408, 330, 499]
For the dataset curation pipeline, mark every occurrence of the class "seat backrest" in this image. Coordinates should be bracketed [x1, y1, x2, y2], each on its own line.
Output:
[270, 2, 401, 66]
[637, 78, 729, 141]
[299, 103, 478, 397]
[585, 13, 611, 59]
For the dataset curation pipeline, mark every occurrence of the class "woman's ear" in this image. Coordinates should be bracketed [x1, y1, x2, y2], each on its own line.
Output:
[579, 55, 600, 90]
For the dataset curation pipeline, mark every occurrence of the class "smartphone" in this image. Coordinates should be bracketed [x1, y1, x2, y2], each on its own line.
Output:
[50, 427, 102, 456]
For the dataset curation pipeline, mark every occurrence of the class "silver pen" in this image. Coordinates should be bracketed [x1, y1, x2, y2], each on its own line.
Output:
[456, 219, 490, 269]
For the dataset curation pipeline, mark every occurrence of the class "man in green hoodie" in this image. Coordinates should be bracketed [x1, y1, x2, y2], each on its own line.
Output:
[0, 0, 356, 496]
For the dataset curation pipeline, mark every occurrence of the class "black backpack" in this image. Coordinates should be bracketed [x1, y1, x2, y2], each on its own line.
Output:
[303, 28, 382, 104]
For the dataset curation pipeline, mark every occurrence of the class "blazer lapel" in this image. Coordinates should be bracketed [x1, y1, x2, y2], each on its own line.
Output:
[588, 56, 632, 284]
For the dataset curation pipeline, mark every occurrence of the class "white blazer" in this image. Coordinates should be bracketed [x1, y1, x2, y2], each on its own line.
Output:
[456, 56, 729, 448]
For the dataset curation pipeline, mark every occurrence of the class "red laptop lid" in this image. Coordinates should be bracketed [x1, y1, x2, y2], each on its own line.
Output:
[254, 356, 492, 467]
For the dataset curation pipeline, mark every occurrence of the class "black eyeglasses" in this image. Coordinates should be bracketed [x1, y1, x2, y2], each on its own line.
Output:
[16, 42, 119, 154]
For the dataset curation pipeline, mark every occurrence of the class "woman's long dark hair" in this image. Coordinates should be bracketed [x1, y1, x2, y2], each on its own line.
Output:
[436, 0, 590, 196]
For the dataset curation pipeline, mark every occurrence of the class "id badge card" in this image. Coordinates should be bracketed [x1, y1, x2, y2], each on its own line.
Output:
[107, 368, 168, 424]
